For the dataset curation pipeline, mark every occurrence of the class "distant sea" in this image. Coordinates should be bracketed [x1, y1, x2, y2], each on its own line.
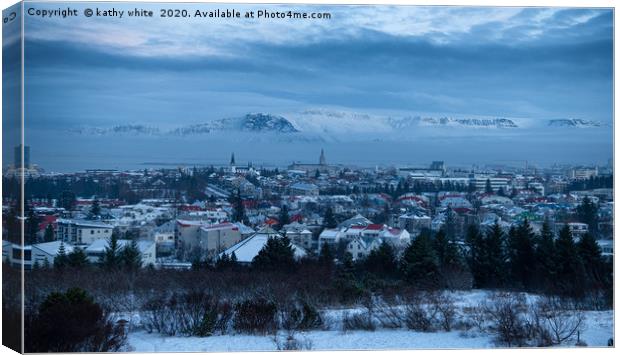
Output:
[22, 129, 613, 173]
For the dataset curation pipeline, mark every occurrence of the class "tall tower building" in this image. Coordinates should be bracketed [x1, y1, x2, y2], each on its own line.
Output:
[319, 149, 326, 165]
[230, 153, 236, 174]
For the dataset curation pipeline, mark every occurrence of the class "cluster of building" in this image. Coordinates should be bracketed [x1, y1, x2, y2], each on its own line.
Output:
[2, 149, 614, 269]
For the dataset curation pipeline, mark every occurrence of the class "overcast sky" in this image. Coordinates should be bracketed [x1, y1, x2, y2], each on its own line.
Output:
[20, 4, 613, 129]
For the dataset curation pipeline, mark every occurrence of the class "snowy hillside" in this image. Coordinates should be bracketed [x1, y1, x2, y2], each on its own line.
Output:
[171, 113, 299, 136]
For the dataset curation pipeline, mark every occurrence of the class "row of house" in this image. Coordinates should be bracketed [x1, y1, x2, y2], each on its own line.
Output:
[319, 223, 410, 260]
[2, 239, 156, 269]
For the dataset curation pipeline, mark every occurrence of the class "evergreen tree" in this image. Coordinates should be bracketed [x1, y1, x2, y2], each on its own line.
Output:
[215, 252, 238, 270]
[364, 241, 398, 276]
[5, 206, 21, 244]
[278, 205, 290, 230]
[442, 207, 457, 239]
[252, 235, 296, 271]
[400, 230, 440, 288]
[508, 220, 536, 290]
[215, 252, 230, 269]
[553, 225, 585, 297]
[323, 207, 337, 229]
[231, 189, 248, 224]
[89, 199, 101, 220]
[121, 240, 142, 270]
[534, 219, 556, 290]
[59, 190, 77, 211]
[465, 224, 486, 287]
[54, 241, 69, 269]
[67, 247, 89, 269]
[485, 179, 493, 194]
[25, 202, 40, 244]
[318, 242, 334, 268]
[101, 232, 121, 270]
[576, 233, 605, 289]
[433, 228, 463, 271]
[485, 221, 507, 288]
[43, 224, 55, 242]
[576, 197, 598, 235]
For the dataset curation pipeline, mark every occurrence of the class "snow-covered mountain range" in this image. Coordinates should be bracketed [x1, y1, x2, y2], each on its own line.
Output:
[547, 119, 606, 128]
[67, 110, 608, 140]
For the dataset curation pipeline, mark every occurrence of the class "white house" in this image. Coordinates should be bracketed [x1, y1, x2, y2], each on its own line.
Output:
[56, 219, 114, 245]
[219, 227, 307, 264]
[282, 222, 314, 251]
[379, 227, 411, 247]
[289, 183, 319, 196]
[31, 241, 75, 267]
[318, 228, 344, 252]
[197, 222, 244, 254]
[346, 236, 382, 261]
[85, 239, 156, 267]
[3, 242, 33, 269]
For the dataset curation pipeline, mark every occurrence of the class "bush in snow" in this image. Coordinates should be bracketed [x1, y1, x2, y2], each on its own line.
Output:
[374, 296, 405, 329]
[342, 311, 376, 332]
[233, 298, 278, 335]
[25, 288, 127, 352]
[342, 298, 376, 331]
[534, 296, 585, 346]
[403, 293, 439, 332]
[142, 294, 176, 335]
[280, 299, 323, 331]
[429, 292, 458, 331]
[481, 293, 531, 347]
[142, 292, 232, 337]
[176, 291, 232, 337]
[273, 331, 314, 351]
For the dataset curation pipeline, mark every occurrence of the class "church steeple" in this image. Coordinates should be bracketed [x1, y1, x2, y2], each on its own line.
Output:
[230, 153, 236, 166]
[319, 149, 326, 165]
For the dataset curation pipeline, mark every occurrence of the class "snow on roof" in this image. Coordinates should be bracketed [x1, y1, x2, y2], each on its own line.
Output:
[56, 218, 113, 229]
[85, 239, 154, 254]
[32, 241, 75, 256]
[319, 229, 342, 238]
[233, 222, 255, 235]
[176, 219, 205, 227]
[200, 222, 237, 232]
[290, 182, 318, 190]
[221, 229, 307, 263]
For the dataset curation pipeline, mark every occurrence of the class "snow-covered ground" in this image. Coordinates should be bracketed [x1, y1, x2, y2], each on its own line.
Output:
[128, 311, 612, 352]
[124, 290, 614, 352]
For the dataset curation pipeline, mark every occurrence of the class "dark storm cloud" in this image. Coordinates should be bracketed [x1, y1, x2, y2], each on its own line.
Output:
[22, 6, 613, 127]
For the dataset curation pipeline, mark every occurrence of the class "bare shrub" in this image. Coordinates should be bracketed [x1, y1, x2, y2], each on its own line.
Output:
[280, 299, 323, 331]
[462, 306, 487, 333]
[374, 296, 404, 329]
[535, 297, 585, 345]
[482, 293, 530, 347]
[430, 292, 457, 331]
[342, 311, 376, 331]
[142, 292, 232, 337]
[403, 293, 438, 332]
[233, 298, 278, 335]
[142, 294, 178, 336]
[273, 331, 313, 350]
